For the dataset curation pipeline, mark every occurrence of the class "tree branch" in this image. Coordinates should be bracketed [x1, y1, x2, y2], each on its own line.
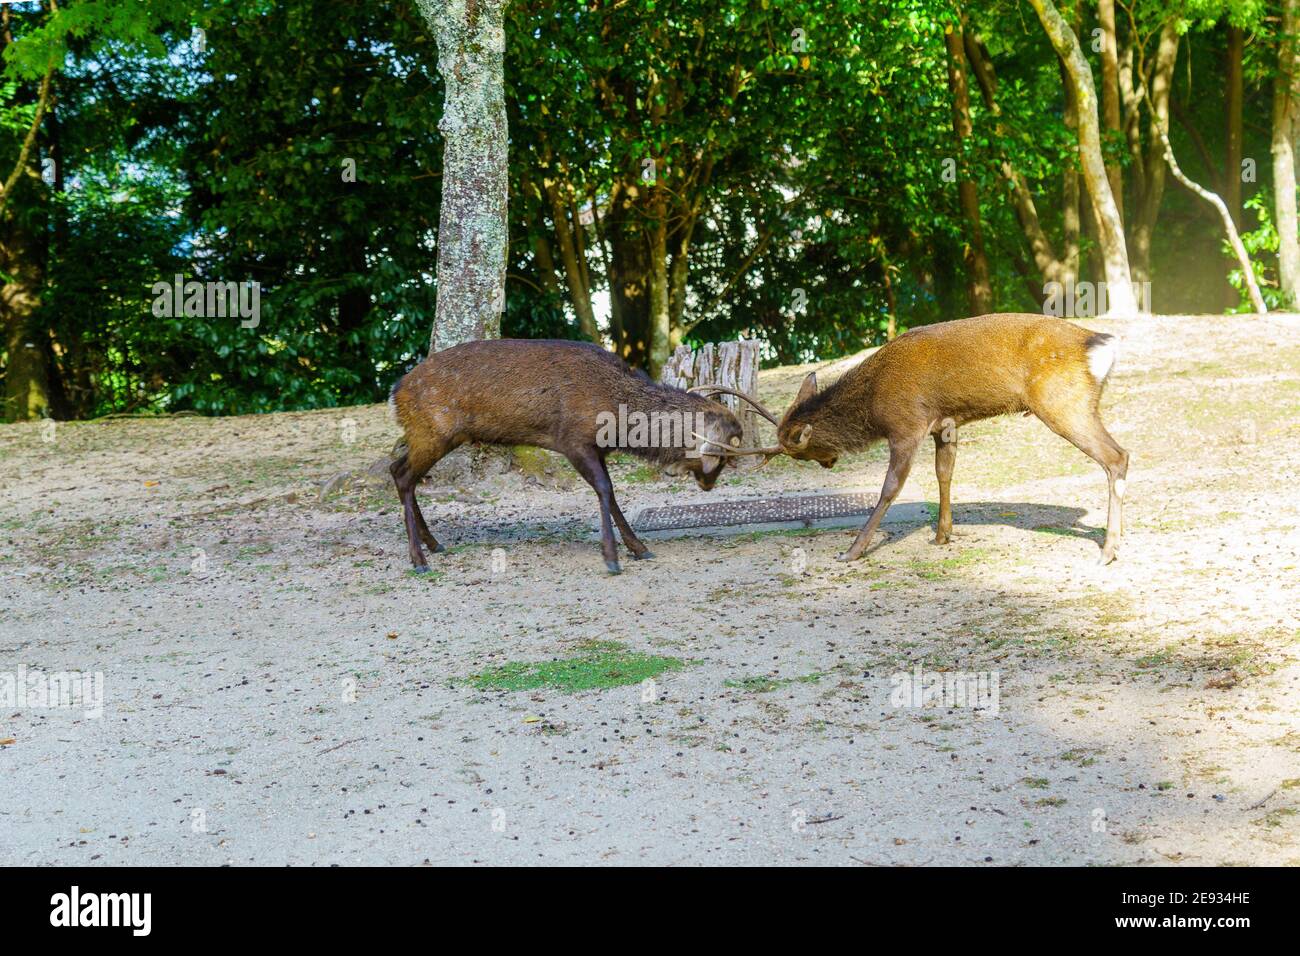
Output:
[0, 58, 55, 221]
[1144, 87, 1266, 313]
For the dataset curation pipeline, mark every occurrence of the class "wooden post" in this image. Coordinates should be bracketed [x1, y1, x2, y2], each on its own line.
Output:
[661, 339, 764, 453]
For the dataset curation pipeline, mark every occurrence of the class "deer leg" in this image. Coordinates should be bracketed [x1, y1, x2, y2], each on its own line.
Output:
[599, 458, 652, 559]
[392, 454, 430, 571]
[933, 432, 957, 545]
[395, 453, 442, 552]
[842, 433, 922, 561]
[1036, 407, 1129, 564]
[567, 449, 623, 574]
[391, 438, 451, 572]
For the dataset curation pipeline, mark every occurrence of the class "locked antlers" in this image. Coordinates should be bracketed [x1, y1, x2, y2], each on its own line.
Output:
[689, 385, 784, 460]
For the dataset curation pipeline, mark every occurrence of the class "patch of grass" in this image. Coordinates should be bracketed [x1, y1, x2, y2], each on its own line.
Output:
[442, 542, 489, 555]
[466, 641, 686, 693]
[1035, 796, 1067, 808]
[907, 547, 991, 580]
[1060, 592, 1134, 630]
[1140, 515, 1194, 533]
[1125, 627, 1296, 680]
[728, 526, 824, 543]
[726, 675, 785, 693]
[725, 672, 824, 693]
[1135, 649, 1175, 669]
[1256, 807, 1297, 828]
[1060, 748, 1100, 767]
[1023, 777, 1050, 789]
[406, 568, 446, 583]
[622, 464, 661, 484]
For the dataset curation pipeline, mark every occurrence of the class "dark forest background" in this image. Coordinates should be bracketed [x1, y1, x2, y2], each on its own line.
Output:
[0, 0, 1288, 420]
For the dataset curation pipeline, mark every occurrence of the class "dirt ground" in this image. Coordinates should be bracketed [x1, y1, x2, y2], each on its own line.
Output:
[2, 313, 1298, 866]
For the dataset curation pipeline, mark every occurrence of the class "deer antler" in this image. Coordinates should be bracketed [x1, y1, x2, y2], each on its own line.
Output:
[691, 432, 784, 462]
[688, 385, 780, 427]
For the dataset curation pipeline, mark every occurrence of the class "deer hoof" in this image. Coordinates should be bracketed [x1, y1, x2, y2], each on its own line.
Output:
[633, 549, 654, 561]
[410, 564, 431, 575]
[605, 560, 623, 575]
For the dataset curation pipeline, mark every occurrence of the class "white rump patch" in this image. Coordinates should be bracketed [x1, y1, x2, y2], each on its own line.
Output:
[388, 392, 399, 424]
[1087, 337, 1118, 383]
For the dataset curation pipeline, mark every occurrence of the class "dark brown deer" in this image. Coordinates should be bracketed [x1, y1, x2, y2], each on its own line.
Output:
[388, 339, 757, 574]
[712, 313, 1130, 564]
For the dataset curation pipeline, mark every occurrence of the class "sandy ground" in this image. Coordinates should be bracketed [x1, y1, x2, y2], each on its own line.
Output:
[1, 313, 1298, 866]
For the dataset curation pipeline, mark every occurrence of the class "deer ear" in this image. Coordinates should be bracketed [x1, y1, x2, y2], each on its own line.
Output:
[795, 371, 818, 405]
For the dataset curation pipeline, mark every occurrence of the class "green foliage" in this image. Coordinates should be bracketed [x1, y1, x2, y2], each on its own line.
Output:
[466, 641, 686, 693]
[170, 0, 444, 413]
[1, 0, 1292, 419]
[1227, 191, 1290, 311]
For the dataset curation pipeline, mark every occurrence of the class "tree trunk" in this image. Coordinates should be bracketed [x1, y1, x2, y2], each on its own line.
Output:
[541, 175, 599, 341]
[647, 179, 671, 377]
[1098, 0, 1124, 218]
[944, 23, 993, 314]
[591, 194, 623, 349]
[1129, 23, 1179, 290]
[1119, 40, 1148, 221]
[1226, 24, 1244, 229]
[415, 0, 509, 354]
[1274, 0, 1300, 307]
[516, 161, 562, 298]
[1148, 89, 1266, 313]
[1061, 57, 1082, 288]
[1029, 0, 1137, 315]
[606, 179, 651, 367]
[2, 207, 51, 422]
[667, 161, 709, 338]
[660, 339, 762, 449]
[964, 27, 1069, 294]
[875, 237, 899, 340]
[0, 11, 54, 421]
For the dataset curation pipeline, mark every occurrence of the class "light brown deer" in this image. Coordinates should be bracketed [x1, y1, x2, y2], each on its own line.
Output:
[711, 313, 1130, 564]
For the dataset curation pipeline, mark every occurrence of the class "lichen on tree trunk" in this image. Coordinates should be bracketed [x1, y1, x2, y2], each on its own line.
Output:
[415, 0, 510, 354]
[647, 181, 671, 378]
